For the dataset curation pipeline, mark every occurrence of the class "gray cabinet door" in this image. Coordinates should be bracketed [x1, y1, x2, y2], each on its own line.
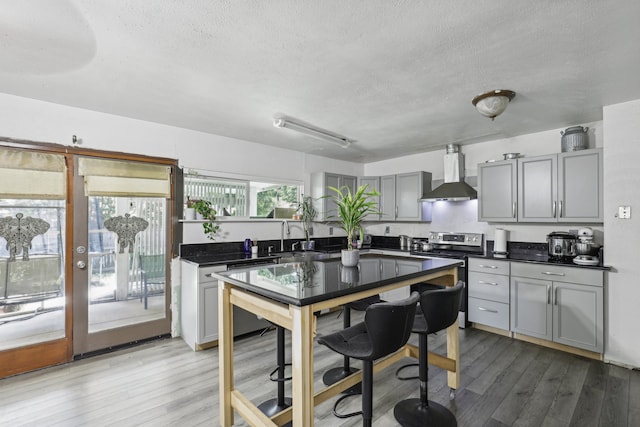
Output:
[478, 160, 518, 222]
[380, 175, 396, 221]
[553, 282, 603, 352]
[358, 176, 381, 221]
[510, 276, 552, 340]
[311, 172, 357, 221]
[396, 172, 429, 221]
[558, 148, 603, 222]
[518, 154, 557, 222]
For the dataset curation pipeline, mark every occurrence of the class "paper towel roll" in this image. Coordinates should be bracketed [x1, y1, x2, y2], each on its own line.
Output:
[494, 228, 508, 254]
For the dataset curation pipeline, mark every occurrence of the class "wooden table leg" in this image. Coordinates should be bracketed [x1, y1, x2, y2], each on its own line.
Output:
[291, 305, 314, 426]
[447, 267, 460, 389]
[219, 282, 234, 427]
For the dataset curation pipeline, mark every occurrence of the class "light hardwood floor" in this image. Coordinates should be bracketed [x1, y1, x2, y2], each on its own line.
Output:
[1, 311, 638, 426]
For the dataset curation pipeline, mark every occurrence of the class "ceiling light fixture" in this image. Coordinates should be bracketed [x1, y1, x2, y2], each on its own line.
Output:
[273, 116, 352, 148]
[472, 89, 516, 120]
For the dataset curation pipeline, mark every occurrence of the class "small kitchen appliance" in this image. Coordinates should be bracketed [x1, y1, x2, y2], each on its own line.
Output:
[547, 231, 577, 259]
[410, 231, 484, 328]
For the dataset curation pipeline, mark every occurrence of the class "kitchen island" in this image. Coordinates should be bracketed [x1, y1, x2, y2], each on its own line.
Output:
[211, 253, 462, 427]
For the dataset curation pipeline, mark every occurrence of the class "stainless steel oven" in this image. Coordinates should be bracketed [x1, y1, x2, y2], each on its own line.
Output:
[411, 232, 484, 328]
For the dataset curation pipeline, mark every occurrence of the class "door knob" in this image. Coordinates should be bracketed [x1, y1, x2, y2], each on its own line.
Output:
[76, 260, 87, 270]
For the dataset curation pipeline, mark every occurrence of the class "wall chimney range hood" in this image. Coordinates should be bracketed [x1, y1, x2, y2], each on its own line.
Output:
[421, 145, 477, 202]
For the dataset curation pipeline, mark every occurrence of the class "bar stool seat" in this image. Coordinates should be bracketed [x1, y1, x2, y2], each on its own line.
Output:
[322, 295, 381, 395]
[317, 292, 419, 427]
[394, 281, 464, 427]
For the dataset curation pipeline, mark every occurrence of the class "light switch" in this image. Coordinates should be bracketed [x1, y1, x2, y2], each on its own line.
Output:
[618, 206, 631, 219]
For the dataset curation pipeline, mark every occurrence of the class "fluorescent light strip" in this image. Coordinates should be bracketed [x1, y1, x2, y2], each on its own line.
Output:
[273, 117, 352, 148]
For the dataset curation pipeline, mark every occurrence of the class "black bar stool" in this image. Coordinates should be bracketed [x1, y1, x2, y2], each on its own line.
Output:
[394, 281, 464, 427]
[257, 325, 292, 426]
[322, 295, 381, 395]
[317, 292, 420, 427]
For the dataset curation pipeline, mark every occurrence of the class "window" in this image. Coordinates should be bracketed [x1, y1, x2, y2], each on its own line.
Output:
[183, 171, 302, 219]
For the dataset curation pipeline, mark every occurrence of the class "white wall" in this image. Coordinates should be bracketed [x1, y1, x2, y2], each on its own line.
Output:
[602, 99, 640, 368]
[0, 92, 363, 244]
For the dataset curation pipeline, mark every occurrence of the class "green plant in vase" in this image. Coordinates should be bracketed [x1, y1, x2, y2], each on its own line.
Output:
[193, 199, 220, 240]
[328, 184, 380, 266]
[298, 195, 317, 250]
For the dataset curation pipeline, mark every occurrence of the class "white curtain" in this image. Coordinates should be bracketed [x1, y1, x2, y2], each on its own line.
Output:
[0, 148, 66, 199]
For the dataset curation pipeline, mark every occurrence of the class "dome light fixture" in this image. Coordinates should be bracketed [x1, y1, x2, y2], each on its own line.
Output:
[472, 89, 516, 120]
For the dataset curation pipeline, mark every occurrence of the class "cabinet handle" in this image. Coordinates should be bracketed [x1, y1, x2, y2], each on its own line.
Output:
[478, 264, 498, 269]
[478, 280, 498, 286]
[478, 307, 498, 313]
[553, 201, 557, 218]
[512, 202, 516, 218]
[559, 200, 563, 218]
[542, 271, 565, 276]
[547, 284, 551, 304]
[395, 206, 398, 217]
[554, 287, 558, 305]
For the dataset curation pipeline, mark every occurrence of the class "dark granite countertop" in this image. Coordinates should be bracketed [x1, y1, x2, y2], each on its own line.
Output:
[470, 250, 611, 271]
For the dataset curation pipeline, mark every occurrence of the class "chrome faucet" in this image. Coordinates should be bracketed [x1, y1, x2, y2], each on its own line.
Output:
[281, 220, 290, 252]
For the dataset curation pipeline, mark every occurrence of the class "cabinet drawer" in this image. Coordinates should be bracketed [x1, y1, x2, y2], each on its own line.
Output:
[468, 272, 510, 303]
[199, 264, 227, 282]
[468, 258, 510, 275]
[511, 262, 603, 286]
[468, 297, 510, 330]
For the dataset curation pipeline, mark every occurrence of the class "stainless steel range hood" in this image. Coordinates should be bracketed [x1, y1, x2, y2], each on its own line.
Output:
[421, 145, 477, 202]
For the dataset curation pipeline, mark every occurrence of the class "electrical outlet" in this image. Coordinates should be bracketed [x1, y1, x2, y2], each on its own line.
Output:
[618, 206, 631, 219]
[308, 227, 313, 236]
[385, 226, 390, 233]
[329, 227, 333, 235]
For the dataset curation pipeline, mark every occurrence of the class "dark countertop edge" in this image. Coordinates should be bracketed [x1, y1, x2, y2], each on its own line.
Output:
[210, 258, 462, 307]
[467, 253, 611, 271]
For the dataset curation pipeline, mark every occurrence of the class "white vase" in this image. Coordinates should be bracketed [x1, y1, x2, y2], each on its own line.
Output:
[185, 207, 196, 220]
[341, 249, 360, 267]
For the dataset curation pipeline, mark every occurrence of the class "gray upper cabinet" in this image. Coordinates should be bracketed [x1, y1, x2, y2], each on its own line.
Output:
[379, 175, 396, 221]
[311, 172, 357, 221]
[558, 148, 603, 222]
[359, 172, 432, 222]
[480, 148, 603, 223]
[519, 149, 603, 223]
[358, 176, 381, 221]
[477, 160, 518, 222]
[518, 154, 557, 222]
[395, 172, 432, 221]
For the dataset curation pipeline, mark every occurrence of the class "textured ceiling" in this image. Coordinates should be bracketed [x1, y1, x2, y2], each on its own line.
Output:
[1, 0, 639, 162]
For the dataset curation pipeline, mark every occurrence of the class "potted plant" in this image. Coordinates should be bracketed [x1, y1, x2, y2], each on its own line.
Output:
[193, 199, 220, 240]
[185, 197, 197, 220]
[328, 184, 380, 266]
[298, 195, 317, 250]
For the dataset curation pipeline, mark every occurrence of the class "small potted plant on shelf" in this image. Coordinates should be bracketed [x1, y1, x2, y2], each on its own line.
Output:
[328, 184, 380, 266]
[193, 199, 220, 240]
[185, 197, 197, 220]
[298, 195, 317, 250]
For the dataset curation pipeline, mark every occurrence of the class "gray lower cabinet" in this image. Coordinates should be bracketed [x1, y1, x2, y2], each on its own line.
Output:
[510, 262, 603, 353]
[467, 258, 511, 330]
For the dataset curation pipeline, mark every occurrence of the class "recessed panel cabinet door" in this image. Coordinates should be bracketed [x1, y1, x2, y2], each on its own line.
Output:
[518, 154, 557, 222]
[510, 276, 552, 340]
[553, 282, 603, 352]
[478, 160, 517, 222]
[380, 175, 396, 221]
[558, 149, 603, 222]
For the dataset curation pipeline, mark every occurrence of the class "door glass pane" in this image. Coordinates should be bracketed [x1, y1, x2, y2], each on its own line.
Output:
[88, 196, 166, 333]
[0, 200, 65, 351]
